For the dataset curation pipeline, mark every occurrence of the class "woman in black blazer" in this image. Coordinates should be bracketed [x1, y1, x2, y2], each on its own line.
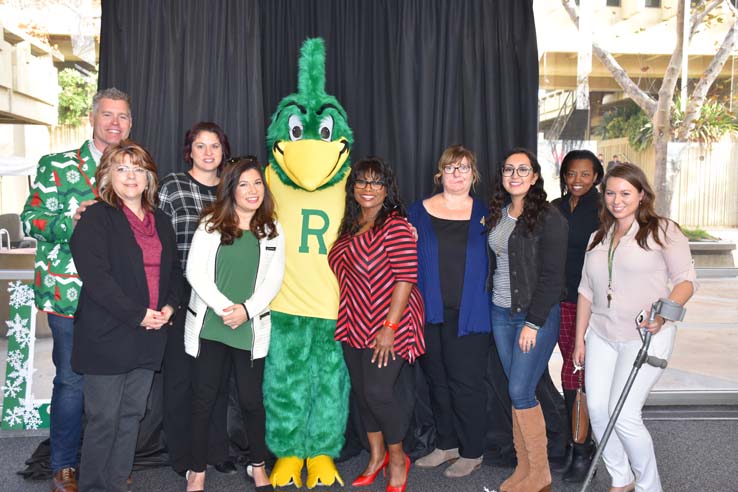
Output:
[70, 140, 181, 492]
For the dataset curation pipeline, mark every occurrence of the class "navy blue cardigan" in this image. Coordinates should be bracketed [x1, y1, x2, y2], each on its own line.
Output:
[408, 197, 491, 336]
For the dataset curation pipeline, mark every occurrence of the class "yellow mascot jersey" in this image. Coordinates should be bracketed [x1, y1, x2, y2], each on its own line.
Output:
[266, 165, 346, 320]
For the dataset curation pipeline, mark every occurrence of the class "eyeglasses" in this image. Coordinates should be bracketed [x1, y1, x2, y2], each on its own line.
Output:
[442, 164, 471, 174]
[354, 178, 385, 191]
[115, 166, 147, 175]
[501, 165, 533, 177]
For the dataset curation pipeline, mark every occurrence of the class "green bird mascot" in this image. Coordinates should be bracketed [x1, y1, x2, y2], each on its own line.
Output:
[263, 38, 352, 489]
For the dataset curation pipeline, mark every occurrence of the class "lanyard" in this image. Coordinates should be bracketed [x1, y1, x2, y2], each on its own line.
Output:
[607, 234, 618, 308]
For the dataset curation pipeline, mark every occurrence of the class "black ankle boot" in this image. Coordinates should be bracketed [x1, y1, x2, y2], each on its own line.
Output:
[549, 443, 573, 474]
[563, 450, 594, 483]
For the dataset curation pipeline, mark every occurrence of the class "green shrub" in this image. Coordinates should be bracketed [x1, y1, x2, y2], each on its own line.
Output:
[58, 68, 97, 126]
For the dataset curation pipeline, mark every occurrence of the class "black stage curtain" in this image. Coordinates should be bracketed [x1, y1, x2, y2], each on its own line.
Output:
[99, 0, 538, 203]
[87, 0, 553, 473]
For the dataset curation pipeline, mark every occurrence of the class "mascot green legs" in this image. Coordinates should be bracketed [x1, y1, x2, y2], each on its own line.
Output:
[263, 38, 352, 489]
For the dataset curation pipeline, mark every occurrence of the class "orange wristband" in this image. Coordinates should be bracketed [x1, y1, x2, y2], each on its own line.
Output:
[383, 319, 399, 331]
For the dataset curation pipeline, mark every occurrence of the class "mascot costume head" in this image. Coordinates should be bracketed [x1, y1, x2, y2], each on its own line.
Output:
[263, 38, 352, 489]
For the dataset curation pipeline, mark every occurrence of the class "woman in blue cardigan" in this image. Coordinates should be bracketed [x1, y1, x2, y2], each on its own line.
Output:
[408, 145, 491, 478]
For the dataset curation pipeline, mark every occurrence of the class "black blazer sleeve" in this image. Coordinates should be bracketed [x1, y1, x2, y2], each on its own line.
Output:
[155, 208, 183, 310]
[526, 207, 569, 327]
[70, 203, 147, 327]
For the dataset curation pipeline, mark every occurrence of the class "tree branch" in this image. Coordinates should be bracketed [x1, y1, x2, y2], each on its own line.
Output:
[690, 0, 725, 40]
[560, 0, 657, 116]
[677, 15, 738, 140]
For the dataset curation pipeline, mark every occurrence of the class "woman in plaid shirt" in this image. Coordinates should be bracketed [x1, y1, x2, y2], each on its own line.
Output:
[158, 122, 236, 479]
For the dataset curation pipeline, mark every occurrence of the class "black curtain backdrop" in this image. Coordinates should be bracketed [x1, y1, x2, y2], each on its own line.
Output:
[99, 0, 538, 203]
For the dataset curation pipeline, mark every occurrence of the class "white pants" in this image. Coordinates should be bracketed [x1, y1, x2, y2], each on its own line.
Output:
[584, 326, 676, 492]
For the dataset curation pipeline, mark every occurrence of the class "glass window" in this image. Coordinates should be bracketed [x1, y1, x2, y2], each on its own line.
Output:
[645, 0, 661, 7]
[606, 0, 621, 6]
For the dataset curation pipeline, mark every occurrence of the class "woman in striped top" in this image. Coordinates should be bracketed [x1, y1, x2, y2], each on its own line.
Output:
[487, 148, 568, 492]
[328, 157, 424, 492]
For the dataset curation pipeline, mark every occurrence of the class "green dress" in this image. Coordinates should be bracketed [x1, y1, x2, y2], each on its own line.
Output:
[200, 231, 259, 350]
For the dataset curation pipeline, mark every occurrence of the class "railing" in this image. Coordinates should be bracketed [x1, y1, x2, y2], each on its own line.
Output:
[544, 91, 576, 141]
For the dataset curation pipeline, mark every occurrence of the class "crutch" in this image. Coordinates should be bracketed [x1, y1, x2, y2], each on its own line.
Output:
[579, 298, 686, 492]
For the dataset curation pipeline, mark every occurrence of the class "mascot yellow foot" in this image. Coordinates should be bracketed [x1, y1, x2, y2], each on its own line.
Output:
[270, 456, 304, 488]
[306, 455, 344, 489]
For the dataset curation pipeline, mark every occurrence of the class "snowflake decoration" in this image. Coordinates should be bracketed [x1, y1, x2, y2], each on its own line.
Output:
[66, 170, 80, 183]
[66, 289, 78, 302]
[6, 314, 31, 348]
[4, 406, 24, 427]
[23, 405, 43, 429]
[8, 281, 34, 309]
[6, 350, 24, 371]
[1, 378, 23, 398]
[7, 360, 32, 385]
[44, 275, 56, 288]
[47, 197, 60, 211]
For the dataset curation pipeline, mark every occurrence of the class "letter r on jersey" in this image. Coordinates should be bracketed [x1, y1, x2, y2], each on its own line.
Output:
[299, 209, 329, 254]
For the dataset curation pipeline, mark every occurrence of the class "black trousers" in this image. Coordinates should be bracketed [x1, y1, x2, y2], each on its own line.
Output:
[191, 338, 267, 471]
[162, 295, 230, 473]
[420, 309, 490, 458]
[342, 343, 413, 445]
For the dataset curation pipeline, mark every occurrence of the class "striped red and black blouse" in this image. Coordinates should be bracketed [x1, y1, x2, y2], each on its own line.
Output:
[328, 215, 425, 362]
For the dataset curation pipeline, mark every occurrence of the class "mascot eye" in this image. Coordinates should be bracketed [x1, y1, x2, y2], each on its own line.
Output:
[288, 114, 304, 141]
[319, 115, 334, 141]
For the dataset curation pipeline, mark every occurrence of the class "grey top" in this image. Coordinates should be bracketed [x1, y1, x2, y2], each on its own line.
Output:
[487, 206, 517, 308]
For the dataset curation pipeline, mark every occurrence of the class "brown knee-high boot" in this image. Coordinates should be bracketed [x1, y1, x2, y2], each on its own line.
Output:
[509, 405, 552, 492]
[500, 411, 529, 492]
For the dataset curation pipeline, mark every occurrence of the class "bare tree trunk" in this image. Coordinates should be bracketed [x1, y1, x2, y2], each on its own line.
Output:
[652, 131, 672, 217]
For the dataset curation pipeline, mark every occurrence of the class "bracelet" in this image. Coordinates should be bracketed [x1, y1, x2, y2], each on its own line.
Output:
[524, 321, 540, 331]
[383, 319, 400, 331]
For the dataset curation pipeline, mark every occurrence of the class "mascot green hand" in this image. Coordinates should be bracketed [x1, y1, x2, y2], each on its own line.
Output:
[263, 38, 352, 489]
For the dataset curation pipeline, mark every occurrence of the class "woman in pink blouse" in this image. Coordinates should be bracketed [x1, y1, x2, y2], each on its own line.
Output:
[573, 163, 696, 492]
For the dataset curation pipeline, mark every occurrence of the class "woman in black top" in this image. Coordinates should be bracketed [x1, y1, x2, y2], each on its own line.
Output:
[550, 149, 603, 483]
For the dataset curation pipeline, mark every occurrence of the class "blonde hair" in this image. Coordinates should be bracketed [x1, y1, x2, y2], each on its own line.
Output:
[433, 144, 480, 191]
[96, 140, 158, 212]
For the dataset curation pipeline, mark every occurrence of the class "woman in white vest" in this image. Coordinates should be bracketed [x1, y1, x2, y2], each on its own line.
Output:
[184, 157, 285, 492]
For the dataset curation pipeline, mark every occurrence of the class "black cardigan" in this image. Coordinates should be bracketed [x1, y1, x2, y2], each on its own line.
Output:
[486, 205, 568, 327]
[70, 201, 182, 375]
[551, 188, 600, 304]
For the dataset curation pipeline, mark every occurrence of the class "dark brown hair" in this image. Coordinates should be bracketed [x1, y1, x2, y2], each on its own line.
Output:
[96, 140, 158, 212]
[200, 156, 277, 244]
[486, 147, 549, 233]
[589, 162, 678, 251]
[183, 121, 231, 173]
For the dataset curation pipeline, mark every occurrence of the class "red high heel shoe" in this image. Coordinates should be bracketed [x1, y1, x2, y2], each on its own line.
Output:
[352, 452, 390, 487]
[386, 454, 411, 492]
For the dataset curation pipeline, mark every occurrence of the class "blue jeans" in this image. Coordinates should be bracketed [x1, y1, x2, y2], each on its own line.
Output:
[491, 304, 560, 410]
[48, 314, 84, 471]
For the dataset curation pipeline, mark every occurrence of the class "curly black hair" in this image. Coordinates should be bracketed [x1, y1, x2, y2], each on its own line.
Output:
[337, 157, 407, 237]
[558, 149, 604, 197]
[486, 147, 550, 233]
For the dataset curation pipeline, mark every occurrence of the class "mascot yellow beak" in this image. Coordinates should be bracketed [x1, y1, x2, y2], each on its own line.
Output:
[272, 138, 350, 191]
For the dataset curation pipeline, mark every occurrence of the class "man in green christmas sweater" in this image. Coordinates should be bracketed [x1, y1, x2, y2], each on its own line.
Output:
[21, 87, 133, 492]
